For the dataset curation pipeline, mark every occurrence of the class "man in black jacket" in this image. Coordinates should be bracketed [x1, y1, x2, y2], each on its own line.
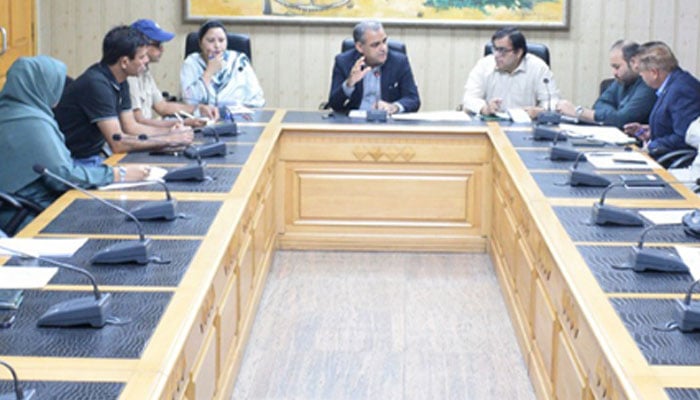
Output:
[327, 20, 420, 114]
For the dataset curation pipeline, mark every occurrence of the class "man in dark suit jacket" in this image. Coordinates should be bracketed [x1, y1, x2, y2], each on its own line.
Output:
[327, 21, 420, 114]
[623, 42, 700, 160]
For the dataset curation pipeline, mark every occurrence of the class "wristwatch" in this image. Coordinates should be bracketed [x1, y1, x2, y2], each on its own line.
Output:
[575, 105, 584, 119]
[118, 166, 127, 182]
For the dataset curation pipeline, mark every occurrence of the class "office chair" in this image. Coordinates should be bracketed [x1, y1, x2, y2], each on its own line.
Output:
[484, 42, 550, 67]
[185, 32, 252, 62]
[0, 191, 44, 236]
[341, 38, 407, 55]
[656, 149, 698, 169]
[599, 78, 614, 95]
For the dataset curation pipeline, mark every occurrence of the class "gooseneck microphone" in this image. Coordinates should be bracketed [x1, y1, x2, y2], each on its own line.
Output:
[568, 152, 612, 187]
[0, 359, 35, 400]
[184, 126, 227, 159]
[199, 122, 238, 137]
[590, 182, 645, 226]
[536, 77, 561, 125]
[163, 156, 208, 182]
[32, 164, 152, 264]
[128, 179, 179, 221]
[0, 244, 112, 328]
[612, 223, 689, 273]
[673, 278, 700, 332]
[548, 130, 580, 161]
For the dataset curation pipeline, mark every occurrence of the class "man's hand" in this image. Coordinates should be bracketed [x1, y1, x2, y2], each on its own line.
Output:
[164, 127, 194, 147]
[197, 104, 220, 121]
[555, 100, 576, 116]
[623, 122, 650, 141]
[523, 106, 545, 119]
[346, 56, 372, 88]
[480, 98, 502, 115]
[376, 100, 400, 115]
[115, 164, 152, 182]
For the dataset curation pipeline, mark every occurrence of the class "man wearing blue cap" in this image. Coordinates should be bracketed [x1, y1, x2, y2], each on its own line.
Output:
[129, 19, 219, 126]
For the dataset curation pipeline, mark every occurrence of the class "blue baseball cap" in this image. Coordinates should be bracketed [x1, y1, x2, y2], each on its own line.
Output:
[131, 19, 175, 42]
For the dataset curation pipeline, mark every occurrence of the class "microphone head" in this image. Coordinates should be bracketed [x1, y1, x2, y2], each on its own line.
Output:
[32, 164, 46, 174]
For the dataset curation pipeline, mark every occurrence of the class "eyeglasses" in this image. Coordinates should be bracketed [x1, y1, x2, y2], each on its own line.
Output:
[492, 46, 514, 55]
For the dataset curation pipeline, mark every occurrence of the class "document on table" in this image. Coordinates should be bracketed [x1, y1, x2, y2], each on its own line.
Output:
[585, 151, 657, 170]
[98, 166, 168, 190]
[391, 110, 472, 122]
[675, 246, 700, 280]
[639, 209, 693, 225]
[0, 267, 58, 289]
[560, 124, 636, 145]
[0, 238, 87, 258]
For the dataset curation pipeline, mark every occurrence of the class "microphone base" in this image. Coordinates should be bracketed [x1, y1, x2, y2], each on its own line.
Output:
[366, 109, 388, 122]
[591, 203, 644, 226]
[627, 246, 689, 273]
[163, 163, 207, 182]
[37, 293, 112, 328]
[550, 145, 581, 161]
[673, 299, 700, 332]
[91, 238, 152, 265]
[130, 200, 178, 221]
[0, 388, 36, 400]
[570, 170, 612, 187]
[533, 126, 565, 141]
[536, 111, 561, 125]
[184, 142, 227, 159]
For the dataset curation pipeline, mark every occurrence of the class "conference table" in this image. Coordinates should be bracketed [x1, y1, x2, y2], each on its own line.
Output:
[1, 109, 699, 399]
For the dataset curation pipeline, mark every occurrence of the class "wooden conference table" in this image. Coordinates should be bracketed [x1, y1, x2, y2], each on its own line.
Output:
[1, 109, 699, 399]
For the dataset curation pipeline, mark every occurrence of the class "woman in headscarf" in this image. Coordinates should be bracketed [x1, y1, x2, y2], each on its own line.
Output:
[0, 56, 149, 230]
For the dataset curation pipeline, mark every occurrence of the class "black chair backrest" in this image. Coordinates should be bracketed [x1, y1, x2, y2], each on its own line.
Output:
[341, 38, 407, 55]
[599, 78, 615, 95]
[185, 32, 252, 63]
[0, 191, 44, 236]
[484, 42, 550, 67]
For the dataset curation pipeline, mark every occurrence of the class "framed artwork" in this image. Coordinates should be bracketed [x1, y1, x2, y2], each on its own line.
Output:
[184, 0, 570, 29]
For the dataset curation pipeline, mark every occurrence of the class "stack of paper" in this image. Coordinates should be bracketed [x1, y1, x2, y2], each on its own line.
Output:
[561, 124, 635, 145]
[0, 238, 87, 258]
[585, 151, 656, 170]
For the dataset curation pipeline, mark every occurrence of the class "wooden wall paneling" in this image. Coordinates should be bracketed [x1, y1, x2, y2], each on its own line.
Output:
[275, 26, 303, 108]
[250, 24, 278, 108]
[651, 0, 676, 45]
[626, 0, 653, 44]
[75, 2, 103, 73]
[570, 0, 603, 105]
[425, 28, 453, 111]
[46, 0, 77, 74]
[675, 0, 700, 73]
[300, 25, 328, 109]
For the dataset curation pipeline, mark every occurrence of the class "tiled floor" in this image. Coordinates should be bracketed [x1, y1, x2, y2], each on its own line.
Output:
[233, 250, 534, 400]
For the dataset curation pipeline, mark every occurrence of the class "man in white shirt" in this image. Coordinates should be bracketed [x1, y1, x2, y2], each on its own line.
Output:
[462, 26, 559, 119]
[128, 19, 218, 128]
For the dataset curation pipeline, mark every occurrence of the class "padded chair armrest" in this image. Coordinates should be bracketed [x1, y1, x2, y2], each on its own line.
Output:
[0, 191, 23, 209]
[656, 149, 698, 169]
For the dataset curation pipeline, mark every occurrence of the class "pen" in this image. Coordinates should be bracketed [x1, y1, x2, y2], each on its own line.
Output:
[179, 111, 196, 119]
[174, 113, 183, 123]
[633, 128, 647, 138]
[613, 158, 647, 164]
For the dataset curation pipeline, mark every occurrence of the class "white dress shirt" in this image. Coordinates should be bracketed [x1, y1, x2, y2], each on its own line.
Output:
[462, 53, 560, 114]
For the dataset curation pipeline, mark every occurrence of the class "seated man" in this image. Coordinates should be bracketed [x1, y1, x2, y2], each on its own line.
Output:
[462, 26, 559, 119]
[55, 25, 193, 166]
[557, 40, 656, 128]
[327, 20, 420, 115]
[128, 19, 219, 128]
[622, 42, 700, 161]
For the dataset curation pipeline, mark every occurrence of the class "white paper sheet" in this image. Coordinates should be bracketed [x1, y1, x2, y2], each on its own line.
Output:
[560, 123, 635, 145]
[391, 110, 472, 122]
[675, 246, 700, 280]
[98, 166, 168, 191]
[639, 209, 693, 225]
[0, 267, 58, 289]
[585, 151, 656, 170]
[0, 238, 87, 258]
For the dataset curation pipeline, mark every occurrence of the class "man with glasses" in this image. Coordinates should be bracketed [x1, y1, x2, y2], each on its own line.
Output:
[327, 20, 420, 115]
[129, 19, 218, 127]
[462, 26, 559, 119]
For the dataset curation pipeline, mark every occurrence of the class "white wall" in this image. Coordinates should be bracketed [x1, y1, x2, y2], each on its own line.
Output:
[38, 0, 700, 111]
